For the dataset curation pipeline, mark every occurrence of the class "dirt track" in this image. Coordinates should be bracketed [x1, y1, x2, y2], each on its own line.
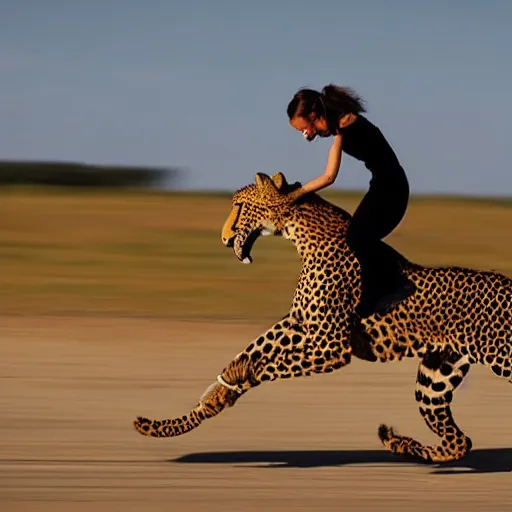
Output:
[1, 317, 512, 511]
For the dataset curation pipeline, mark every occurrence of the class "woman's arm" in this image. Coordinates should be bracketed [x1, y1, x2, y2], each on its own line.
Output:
[291, 134, 343, 199]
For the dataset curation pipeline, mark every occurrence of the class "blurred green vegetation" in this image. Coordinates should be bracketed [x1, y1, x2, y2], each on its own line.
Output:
[0, 160, 180, 189]
[0, 187, 510, 322]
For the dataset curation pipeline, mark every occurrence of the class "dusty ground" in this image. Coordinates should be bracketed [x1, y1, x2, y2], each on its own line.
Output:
[1, 317, 512, 511]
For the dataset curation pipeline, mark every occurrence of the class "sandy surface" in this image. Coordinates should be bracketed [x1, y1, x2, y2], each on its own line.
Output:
[1, 317, 512, 511]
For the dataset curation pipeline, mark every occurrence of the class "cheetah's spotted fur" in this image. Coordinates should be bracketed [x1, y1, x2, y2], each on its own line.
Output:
[134, 172, 512, 463]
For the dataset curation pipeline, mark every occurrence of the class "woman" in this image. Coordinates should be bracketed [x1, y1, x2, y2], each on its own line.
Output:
[286, 84, 415, 317]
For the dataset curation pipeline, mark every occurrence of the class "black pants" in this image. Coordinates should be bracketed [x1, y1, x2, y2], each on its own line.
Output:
[346, 165, 411, 309]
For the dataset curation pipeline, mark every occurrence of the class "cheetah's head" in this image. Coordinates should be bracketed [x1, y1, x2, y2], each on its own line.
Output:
[221, 172, 301, 264]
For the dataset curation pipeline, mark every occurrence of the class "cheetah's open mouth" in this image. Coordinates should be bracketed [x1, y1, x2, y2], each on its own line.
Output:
[237, 228, 261, 264]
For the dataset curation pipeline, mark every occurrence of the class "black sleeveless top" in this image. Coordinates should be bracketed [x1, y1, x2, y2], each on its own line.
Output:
[338, 115, 401, 176]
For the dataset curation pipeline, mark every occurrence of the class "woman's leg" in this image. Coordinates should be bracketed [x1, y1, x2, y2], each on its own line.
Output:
[346, 166, 414, 316]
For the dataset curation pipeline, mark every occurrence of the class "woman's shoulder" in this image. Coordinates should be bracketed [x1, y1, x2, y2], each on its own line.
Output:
[339, 113, 378, 133]
[339, 112, 358, 129]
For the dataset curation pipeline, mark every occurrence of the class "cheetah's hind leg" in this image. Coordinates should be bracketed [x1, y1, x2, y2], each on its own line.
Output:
[379, 350, 472, 463]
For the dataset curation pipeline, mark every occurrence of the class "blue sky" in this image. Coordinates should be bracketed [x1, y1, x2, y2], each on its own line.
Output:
[1, 0, 511, 195]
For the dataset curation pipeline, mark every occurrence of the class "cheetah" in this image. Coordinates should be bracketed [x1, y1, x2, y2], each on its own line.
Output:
[134, 171, 512, 463]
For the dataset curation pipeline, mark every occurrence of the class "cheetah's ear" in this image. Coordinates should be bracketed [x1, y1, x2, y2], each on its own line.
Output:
[271, 171, 289, 192]
[255, 172, 279, 193]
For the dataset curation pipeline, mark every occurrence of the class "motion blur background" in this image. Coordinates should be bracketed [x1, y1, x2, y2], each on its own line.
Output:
[1, 1, 511, 510]
[2, 0, 511, 319]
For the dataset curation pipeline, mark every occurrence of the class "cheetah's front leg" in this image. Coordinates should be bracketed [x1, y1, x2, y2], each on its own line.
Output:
[134, 316, 352, 438]
[217, 315, 352, 392]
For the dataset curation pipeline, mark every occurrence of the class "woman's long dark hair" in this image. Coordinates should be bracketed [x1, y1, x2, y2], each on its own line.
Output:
[287, 84, 366, 132]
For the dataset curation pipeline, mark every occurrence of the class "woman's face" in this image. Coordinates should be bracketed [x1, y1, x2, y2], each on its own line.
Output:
[290, 114, 330, 141]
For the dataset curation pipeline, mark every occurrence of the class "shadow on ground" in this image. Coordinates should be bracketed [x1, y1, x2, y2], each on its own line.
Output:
[173, 448, 512, 474]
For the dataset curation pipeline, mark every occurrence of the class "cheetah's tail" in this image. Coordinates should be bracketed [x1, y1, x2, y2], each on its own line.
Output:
[133, 380, 241, 438]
